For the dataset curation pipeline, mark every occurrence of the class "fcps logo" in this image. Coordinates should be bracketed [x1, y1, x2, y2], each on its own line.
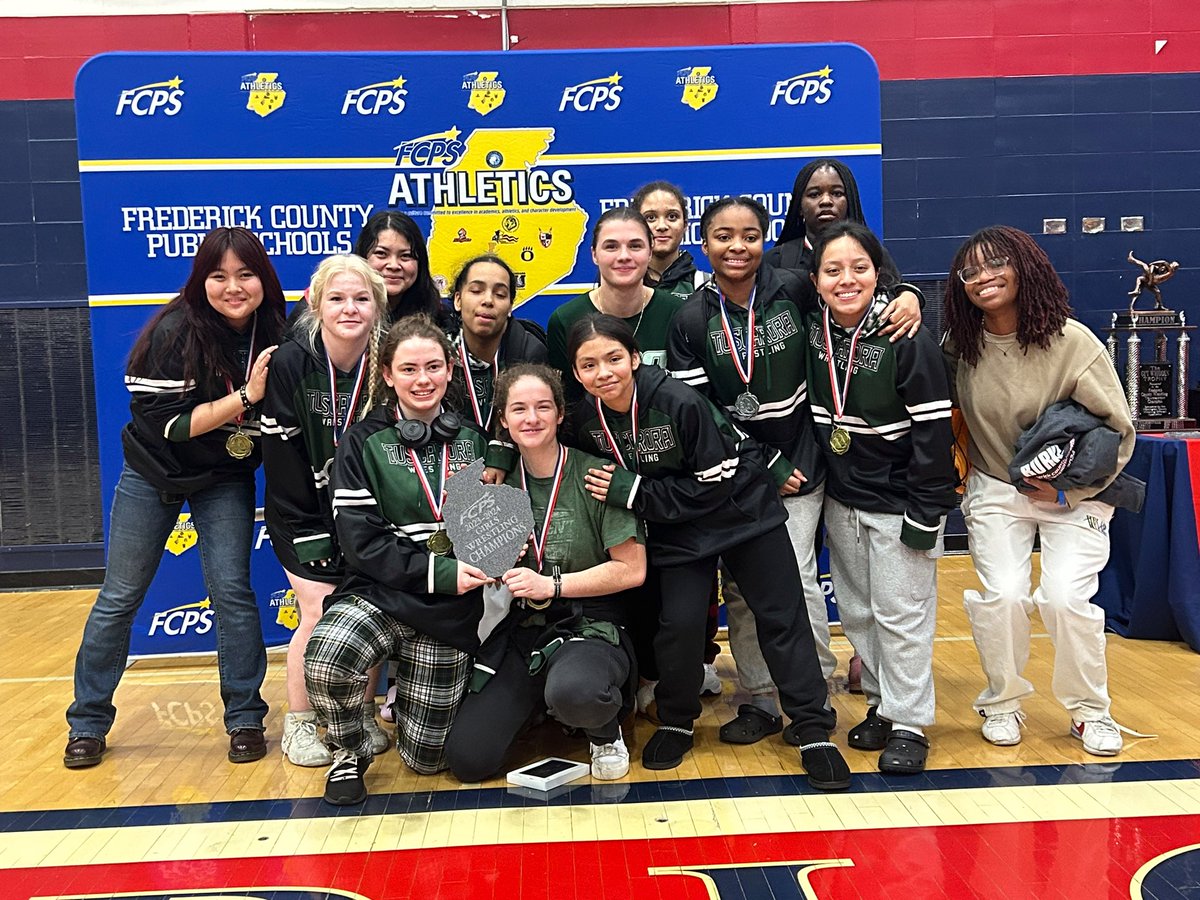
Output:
[116, 77, 184, 116]
[559, 73, 623, 112]
[342, 76, 408, 115]
[770, 67, 835, 106]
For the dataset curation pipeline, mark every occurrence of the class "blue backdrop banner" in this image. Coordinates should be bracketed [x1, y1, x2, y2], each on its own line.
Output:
[77, 44, 879, 657]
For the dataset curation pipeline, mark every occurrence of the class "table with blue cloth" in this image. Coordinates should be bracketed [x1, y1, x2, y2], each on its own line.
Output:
[1095, 433, 1200, 652]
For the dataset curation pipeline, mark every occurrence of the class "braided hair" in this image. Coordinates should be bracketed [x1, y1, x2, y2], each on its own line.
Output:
[943, 225, 1072, 367]
[775, 159, 866, 247]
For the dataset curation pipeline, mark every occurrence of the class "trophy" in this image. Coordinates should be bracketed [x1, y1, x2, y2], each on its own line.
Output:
[1105, 251, 1195, 432]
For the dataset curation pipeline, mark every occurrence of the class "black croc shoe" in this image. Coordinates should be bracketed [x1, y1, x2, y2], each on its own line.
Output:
[878, 729, 929, 775]
[719, 705, 782, 745]
[847, 707, 890, 751]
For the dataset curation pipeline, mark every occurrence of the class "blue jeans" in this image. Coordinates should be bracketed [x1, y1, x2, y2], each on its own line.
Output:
[67, 464, 269, 738]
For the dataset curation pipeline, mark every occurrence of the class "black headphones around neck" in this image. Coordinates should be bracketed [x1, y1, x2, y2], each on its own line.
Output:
[396, 411, 462, 450]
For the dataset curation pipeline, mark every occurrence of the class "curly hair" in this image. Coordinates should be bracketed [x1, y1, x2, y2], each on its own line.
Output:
[372, 313, 461, 411]
[492, 363, 566, 444]
[943, 225, 1072, 367]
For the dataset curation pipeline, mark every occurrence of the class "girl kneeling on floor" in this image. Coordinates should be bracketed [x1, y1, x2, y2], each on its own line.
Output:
[305, 314, 490, 805]
[445, 364, 646, 783]
[805, 221, 958, 775]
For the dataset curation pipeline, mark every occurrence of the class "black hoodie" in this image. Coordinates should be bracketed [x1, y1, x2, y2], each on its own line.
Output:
[563, 364, 786, 567]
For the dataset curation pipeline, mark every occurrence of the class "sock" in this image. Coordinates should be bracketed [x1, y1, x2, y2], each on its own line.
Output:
[892, 723, 924, 736]
[750, 694, 780, 717]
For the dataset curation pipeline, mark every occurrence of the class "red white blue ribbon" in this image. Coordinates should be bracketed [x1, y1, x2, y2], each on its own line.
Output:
[326, 349, 367, 447]
[520, 443, 568, 572]
[595, 385, 639, 471]
[717, 285, 758, 389]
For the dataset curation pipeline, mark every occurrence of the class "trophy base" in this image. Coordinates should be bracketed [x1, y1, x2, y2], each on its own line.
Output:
[1135, 417, 1197, 433]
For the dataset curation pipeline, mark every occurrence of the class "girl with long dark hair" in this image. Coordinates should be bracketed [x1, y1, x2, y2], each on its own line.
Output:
[566, 314, 850, 791]
[64, 227, 286, 770]
[806, 221, 957, 775]
[354, 211, 450, 327]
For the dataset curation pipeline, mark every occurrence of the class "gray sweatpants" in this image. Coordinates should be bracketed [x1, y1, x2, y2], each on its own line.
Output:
[823, 497, 939, 729]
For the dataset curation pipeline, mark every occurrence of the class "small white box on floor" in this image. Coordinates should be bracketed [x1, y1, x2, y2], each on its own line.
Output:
[506, 758, 590, 792]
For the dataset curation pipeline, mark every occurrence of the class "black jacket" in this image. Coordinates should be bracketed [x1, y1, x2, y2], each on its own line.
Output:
[562, 365, 786, 567]
[122, 306, 261, 495]
[1009, 399, 1146, 512]
[669, 264, 825, 495]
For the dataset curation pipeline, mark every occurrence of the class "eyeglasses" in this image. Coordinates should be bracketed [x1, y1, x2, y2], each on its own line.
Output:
[958, 256, 1010, 284]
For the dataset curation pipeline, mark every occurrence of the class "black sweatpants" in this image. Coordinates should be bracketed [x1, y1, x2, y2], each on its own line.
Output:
[652, 523, 835, 744]
[445, 627, 631, 783]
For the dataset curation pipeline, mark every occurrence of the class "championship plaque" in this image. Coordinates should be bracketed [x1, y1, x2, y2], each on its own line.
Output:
[443, 458, 535, 578]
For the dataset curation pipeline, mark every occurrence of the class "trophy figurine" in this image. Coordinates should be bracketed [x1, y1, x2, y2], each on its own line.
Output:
[1126, 251, 1180, 314]
[1106, 251, 1194, 431]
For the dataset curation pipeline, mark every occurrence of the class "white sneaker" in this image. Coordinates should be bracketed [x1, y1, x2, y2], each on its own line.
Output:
[635, 680, 659, 723]
[590, 734, 630, 780]
[1071, 716, 1123, 756]
[981, 710, 1026, 746]
[700, 663, 722, 696]
[282, 711, 332, 767]
[363, 713, 391, 754]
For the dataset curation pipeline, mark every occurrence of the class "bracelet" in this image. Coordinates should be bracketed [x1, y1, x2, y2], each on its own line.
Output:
[239, 385, 254, 410]
[552, 565, 562, 600]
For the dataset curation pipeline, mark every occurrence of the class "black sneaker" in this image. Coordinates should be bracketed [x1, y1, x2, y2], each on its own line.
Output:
[324, 749, 369, 806]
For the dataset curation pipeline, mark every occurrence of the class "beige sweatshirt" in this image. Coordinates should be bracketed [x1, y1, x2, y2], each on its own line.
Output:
[953, 319, 1135, 507]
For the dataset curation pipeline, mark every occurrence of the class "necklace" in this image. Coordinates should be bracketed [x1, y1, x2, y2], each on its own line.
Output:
[597, 286, 651, 338]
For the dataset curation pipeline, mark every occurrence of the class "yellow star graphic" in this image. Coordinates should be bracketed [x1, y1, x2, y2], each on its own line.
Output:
[168, 76, 182, 89]
[392, 76, 406, 89]
[818, 66, 832, 78]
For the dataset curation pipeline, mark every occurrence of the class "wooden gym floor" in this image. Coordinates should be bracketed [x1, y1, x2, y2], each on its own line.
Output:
[1, 555, 1198, 899]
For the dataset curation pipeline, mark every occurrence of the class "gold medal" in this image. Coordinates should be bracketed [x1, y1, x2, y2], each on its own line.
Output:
[225, 430, 254, 459]
[427, 528, 453, 556]
[830, 426, 852, 456]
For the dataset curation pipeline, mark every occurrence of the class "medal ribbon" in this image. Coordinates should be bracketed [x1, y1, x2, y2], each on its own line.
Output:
[717, 285, 758, 389]
[457, 335, 499, 429]
[519, 443, 568, 572]
[326, 349, 367, 447]
[821, 306, 870, 424]
[223, 313, 258, 428]
[398, 405, 450, 523]
[595, 384, 639, 471]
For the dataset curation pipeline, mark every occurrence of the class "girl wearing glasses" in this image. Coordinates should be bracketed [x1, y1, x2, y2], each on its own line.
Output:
[944, 226, 1135, 756]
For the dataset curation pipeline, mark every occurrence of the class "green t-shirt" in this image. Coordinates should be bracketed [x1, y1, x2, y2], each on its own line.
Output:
[522, 447, 642, 575]
[547, 287, 685, 401]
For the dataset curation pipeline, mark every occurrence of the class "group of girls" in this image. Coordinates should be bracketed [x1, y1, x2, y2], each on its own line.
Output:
[65, 158, 1135, 805]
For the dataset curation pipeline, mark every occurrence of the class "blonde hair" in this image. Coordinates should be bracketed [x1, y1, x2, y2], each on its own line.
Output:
[296, 255, 389, 420]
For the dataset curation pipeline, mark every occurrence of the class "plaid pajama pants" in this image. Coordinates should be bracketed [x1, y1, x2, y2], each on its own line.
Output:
[304, 595, 471, 775]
